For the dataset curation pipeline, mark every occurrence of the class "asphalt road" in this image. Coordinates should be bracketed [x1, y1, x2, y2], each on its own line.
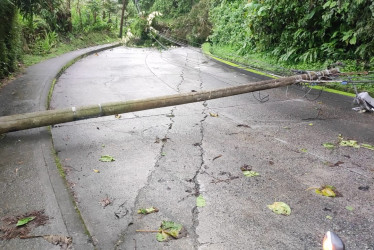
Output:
[50, 46, 374, 249]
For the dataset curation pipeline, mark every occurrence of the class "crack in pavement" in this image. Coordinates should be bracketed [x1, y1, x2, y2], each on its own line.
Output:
[191, 53, 208, 249]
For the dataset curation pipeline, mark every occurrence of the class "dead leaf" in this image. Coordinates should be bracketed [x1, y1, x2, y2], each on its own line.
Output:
[115, 114, 122, 119]
[209, 112, 218, 117]
[93, 169, 100, 173]
[43, 235, 72, 250]
[240, 164, 252, 171]
[100, 196, 113, 208]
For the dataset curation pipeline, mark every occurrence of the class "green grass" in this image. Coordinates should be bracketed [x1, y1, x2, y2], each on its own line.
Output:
[202, 43, 374, 96]
[22, 31, 119, 67]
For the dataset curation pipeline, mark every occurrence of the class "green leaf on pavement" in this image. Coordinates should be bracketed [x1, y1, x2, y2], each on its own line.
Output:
[267, 202, 291, 216]
[242, 171, 260, 177]
[16, 216, 35, 227]
[137, 207, 159, 215]
[156, 221, 183, 242]
[196, 195, 206, 207]
[156, 231, 168, 242]
[339, 139, 360, 148]
[361, 143, 374, 150]
[99, 155, 115, 162]
[323, 143, 335, 149]
[315, 185, 337, 197]
[326, 215, 333, 220]
[346, 206, 354, 211]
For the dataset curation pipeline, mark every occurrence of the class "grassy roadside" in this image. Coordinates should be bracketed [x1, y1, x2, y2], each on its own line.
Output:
[202, 43, 373, 97]
[22, 31, 119, 66]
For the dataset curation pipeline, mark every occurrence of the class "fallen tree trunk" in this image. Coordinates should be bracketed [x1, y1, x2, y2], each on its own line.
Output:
[0, 69, 338, 134]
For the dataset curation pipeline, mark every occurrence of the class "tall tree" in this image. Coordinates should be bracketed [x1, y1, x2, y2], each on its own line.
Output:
[119, 0, 128, 37]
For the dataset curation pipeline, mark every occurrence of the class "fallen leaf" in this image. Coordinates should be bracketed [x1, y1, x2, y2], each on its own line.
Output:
[267, 202, 291, 216]
[209, 112, 218, 117]
[345, 206, 354, 211]
[93, 169, 100, 173]
[283, 126, 291, 129]
[326, 215, 333, 220]
[242, 171, 260, 177]
[156, 221, 184, 242]
[323, 143, 335, 149]
[161, 152, 166, 156]
[42, 235, 72, 249]
[99, 196, 112, 208]
[16, 217, 35, 227]
[137, 207, 159, 215]
[300, 148, 308, 153]
[309, 123, 313, 126]
[99, 155, 115, 162]
[339, 136, 360, 148]
[361, 143, 374, 150]
[240, 164, 252, 171]
[315, 185, 341, 197]
[196, 195, 206, 207]
[115, 114, 122, 119]
[166, 114, 175, 118]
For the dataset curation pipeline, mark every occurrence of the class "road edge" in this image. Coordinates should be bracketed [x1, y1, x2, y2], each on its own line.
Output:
[45, 43, 122, 249]
[201, 45, 356, 98]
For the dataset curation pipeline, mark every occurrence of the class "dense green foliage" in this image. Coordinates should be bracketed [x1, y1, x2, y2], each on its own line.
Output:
[0, 0, 123, 80]
[0, 1, 21, 78]
[209, 0, 374, 67]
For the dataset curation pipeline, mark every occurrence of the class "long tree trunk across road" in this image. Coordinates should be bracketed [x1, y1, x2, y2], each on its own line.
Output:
[0, 69, 338, 134]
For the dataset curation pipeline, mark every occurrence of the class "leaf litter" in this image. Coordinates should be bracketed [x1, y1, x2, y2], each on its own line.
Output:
[267, 202, 291, 216]
[311, 185, 342, 197]
[240, 164, 260, 177]
[0, 210, 49, 240]
[99, 196, 113, 208]
[99, 155, 115, 162]
[196, 195, 206, 207]
[137, 207, 159, 215]
[136, 221, 186, 242]
[20, 235, 72, 250]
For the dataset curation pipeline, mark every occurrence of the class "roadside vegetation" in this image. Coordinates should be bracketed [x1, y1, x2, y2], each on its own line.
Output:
[133, 0, 374, 95]
[2, 0, 374, 94]
[0, 0, 123, 84]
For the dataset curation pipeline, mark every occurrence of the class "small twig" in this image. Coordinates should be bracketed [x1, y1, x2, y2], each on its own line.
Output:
[135, 230, 159, 233]
[19, 235, 43, 239]
[212, 155, 222, 161]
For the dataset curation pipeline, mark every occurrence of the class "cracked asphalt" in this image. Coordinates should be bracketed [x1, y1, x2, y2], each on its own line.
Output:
[49, 46, 374, 249]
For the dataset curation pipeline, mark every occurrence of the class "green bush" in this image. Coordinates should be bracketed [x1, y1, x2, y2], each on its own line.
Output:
[209, 0, 374, 66]
[0, 2, 22, 79]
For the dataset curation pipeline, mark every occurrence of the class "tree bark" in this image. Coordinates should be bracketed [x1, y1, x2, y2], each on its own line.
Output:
[0, 69, 338, 134]
[119, 0, 127, 38]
